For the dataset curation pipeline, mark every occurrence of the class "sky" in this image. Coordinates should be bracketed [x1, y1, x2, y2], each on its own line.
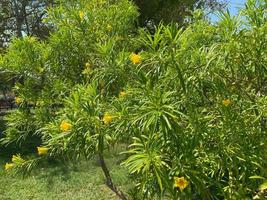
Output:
[210, 0, 247, 21]
[228, 0, 246, 15]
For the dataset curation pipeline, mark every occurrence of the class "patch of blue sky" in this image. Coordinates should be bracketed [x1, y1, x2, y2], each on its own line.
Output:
[209, 0, 247, 21]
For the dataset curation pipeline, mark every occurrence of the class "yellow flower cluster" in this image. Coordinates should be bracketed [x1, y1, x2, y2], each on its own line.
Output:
[130, 53, 141, 64]
[4, 150, 50, 170]
[85, 62, 92, 68]
[222, 99, 232, 106]
[60, 121, 72, 132]
[5, 163, 14, 170]
[119, 91, 127, 98]
[15, 97, 23, 105]
[79, 11, 85, 20]
[174, 176, 189, 190]
[12, 155, 24, 163]
[4, 155, 25, 171]
[103, 113, 116, 124]
[82, 62, 93, 75]
[37, 147, 49, 155]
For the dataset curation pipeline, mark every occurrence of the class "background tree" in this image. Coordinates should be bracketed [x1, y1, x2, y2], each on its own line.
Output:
[134, 0, 226, 25]
[0, 0, 55, 49]
[0, 0, 227, 49]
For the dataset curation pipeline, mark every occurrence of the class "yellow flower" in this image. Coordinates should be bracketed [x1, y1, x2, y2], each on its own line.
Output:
[60, 121, 72, 132]
[174, 176, 189, 190]
[79, 11, 85, 20]
[85, 62, 92, 69]
[15, 97, 23, 105]
[82, 62, 93, 75]
[107, 24, 113, 32]
[11, 155, 24, 163]
[130, 53, 141, 64]
[103, 113, 116, 124]
[5, 163, 14, 170]
[119, 91, 127, 98]
[37, 147, 49, 155]
[222, 99, 232, 106]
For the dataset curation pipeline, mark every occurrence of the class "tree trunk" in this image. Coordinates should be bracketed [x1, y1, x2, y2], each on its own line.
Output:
[98, 153, 129, 200]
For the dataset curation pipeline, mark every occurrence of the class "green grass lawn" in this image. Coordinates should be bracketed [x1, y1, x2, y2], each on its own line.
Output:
[0, 148, 133, 200]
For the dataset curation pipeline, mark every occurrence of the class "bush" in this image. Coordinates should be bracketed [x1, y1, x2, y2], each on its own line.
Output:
[0, 0, 266, 199]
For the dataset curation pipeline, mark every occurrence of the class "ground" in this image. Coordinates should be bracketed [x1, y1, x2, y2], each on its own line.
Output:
[0, 149, 132, 200]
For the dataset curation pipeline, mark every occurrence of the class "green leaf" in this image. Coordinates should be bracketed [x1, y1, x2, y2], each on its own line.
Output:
[259, 181, 267, 191]
[249, 176, 265, 180]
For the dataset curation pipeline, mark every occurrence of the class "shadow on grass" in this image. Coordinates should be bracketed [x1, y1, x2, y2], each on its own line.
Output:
[38, 163, 72, 191]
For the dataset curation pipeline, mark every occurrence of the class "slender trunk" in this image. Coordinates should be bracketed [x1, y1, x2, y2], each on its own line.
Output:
[12, 0, 23, 37]
[98, 133, 128, 200]
[98, 152, 128, 200]
[22, 1, 30, 36]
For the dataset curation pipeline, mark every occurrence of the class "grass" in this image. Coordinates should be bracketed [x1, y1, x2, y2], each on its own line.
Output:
[0, 147, 133, 200]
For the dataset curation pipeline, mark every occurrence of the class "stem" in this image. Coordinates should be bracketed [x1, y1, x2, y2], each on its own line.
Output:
[97, 133, 128, 200]
[171, 48, 186, 94]
[98, 153, 128, 200]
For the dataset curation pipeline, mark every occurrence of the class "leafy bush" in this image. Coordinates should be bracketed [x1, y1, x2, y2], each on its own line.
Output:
[0, 0, 266, 199]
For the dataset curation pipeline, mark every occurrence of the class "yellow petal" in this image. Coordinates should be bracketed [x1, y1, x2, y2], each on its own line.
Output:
[60, 121, 72, 132]
[130, 53, 141, 64]
[103, 113, 116, 124]
[5, 163, 14, 170]
[119, 91, 127, 98]
[85, 62, 92, 69]
[79, 11, 85, 20]
[174, 176, 189, 190]
[222, 99, 232, 106]
[12, 155, 25, 163]
[15, 97, 23, 105]
[37, 147, 49, 155]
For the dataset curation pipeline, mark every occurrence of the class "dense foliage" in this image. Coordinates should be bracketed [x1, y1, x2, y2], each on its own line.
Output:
[0, 0, 224, 49]
[0, 0, 266, 199]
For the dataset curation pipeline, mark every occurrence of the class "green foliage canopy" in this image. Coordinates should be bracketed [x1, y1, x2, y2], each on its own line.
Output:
[0, 0, 266, 199]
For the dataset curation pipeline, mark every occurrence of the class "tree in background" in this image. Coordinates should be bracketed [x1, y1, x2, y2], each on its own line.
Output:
[0, 0, 227, 48]
[0, 0, 55, 103]
[0, 0, 55, 48]
[134, 0, 226, 25]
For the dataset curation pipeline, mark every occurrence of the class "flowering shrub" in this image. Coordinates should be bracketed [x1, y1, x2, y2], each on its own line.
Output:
[0, 0, 266, 199]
